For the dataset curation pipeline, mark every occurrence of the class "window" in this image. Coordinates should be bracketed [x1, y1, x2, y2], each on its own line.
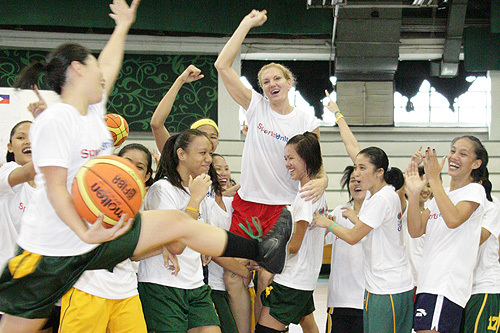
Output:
[394, 77, 490, 126]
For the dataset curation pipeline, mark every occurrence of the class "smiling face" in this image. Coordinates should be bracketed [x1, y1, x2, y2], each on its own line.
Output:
[120, 148, 151, 185]
[285, 144, 308, 184]
[7, 122, 32, 166]
[419, 177, 432, 203]
[353, 153, 383, 193]
[447, 137, 481, 180]
[212, 155, 231, 190]
[348, 173, 366, 203]
[259, 66, 292, 103]
[178, 135, 213, 178]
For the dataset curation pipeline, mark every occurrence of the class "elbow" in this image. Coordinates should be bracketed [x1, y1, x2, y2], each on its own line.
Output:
[288, 244, 300, 254]
[346, 238, 359, 246]
[214, 59, 223, 71]
[150, 118, 161, 130]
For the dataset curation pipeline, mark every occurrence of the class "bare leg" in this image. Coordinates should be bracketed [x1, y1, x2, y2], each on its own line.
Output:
[132, 210, 229, 259]
[0, 314, 46, 333]
[257, 306, 286, 331]
[299, 313, 319, 333]
[224, 270, 252, 333]
[254, 269, 274, 321]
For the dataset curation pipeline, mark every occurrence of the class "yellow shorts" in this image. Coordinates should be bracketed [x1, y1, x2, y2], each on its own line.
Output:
[59, 288, 147, 333]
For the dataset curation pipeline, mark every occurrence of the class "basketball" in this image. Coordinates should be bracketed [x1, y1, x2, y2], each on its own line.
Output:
[72, 155, 146, 228]
[105, 113, 129, 147]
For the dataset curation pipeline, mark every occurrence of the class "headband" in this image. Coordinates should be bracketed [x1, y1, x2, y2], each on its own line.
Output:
[190, 118, 219, 135]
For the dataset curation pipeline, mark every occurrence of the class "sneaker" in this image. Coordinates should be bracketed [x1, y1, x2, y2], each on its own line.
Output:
[257, 207, 292, 274]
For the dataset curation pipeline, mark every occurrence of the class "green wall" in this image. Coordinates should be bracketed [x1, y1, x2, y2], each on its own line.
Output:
[0, 49, 217, 132]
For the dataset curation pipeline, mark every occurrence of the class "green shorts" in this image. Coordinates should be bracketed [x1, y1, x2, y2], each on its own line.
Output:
[364, 289, 414, 333]
[0, 213, 142, 319]
[138, 282, 220, 332]
[261, 281, 315, 326]
[211, 289, 238, 333]
[460, 293, 500, 333]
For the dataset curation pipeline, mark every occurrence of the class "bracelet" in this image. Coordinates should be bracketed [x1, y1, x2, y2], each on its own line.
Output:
[334, 110, 341, 116]
[185, 206, 199, 213]
[335, 114, 345, 124]
[328, 222, 339, 233]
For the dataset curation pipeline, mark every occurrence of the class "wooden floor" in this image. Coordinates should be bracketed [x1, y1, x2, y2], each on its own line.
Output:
[289, 278, 329, 333]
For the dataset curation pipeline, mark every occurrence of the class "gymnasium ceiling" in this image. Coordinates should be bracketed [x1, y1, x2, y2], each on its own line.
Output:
[0, 0, 496, 113]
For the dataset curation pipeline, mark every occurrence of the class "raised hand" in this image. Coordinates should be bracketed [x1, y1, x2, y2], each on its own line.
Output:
[405, 161, 427, 198]
[179, 65, 204, 84]
[411, 145, 424, 166]
[241, 9, 268, 29]
[423, 147, 446, 183]
[324, 90, 340, 114]
[27, 85, 47, 118]
[109, 0, 140, 28]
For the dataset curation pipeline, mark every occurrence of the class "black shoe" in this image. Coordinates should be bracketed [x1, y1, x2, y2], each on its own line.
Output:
[257, 207, 292, 274]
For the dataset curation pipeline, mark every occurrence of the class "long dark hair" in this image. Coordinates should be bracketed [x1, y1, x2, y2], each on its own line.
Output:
[340, 165, 355, 203]
[14, 43, 90, 95]
[358, 146, 404, 191]
[451, 135, 489, 184]
[154, 129, 213, 194]
[286, 132, 323, 178]
[118, 143, 154, 187]
[6, 120, 32, 162]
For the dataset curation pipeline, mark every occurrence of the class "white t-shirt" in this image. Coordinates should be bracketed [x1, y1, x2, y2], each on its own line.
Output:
[17, 101, 113, 256]
[401, 203, 426, 285]
[358, 185, 414, 294]
[417, 182, 485, 307]
[238, 90, 320, 205]
[472, 196, 500, 294]
[207, 196, 233, 291]
[273, 188, 327, 291]
[325, 204, 365, 309]
[0, 162, 36, 270]
[138, 179, 210, 289]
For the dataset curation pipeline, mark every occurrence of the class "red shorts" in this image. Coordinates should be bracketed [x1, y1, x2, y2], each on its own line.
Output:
[229, 193, 285, 239]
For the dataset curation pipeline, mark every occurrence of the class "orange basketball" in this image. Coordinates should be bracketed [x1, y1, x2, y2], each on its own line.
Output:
[72, 155, 145, 228]
[105, 113, 129, 147]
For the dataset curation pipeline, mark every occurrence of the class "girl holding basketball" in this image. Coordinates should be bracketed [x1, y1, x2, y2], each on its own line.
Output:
[0, 1, 290, 332]
[405, 137, 488, 333]
[256, 132, 327, 333]
[58, 143, 154, 333]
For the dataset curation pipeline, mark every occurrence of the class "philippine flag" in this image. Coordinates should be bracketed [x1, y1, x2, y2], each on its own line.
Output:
[0, 95, 10, 104]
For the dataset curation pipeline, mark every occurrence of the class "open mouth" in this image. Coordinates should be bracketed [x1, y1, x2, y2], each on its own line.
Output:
[22, 148, 32, 154]
[449, 162, 460, 170]
[271, 89, 280, 95]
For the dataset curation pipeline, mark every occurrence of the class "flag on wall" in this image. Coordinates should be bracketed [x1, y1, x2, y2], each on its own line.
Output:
[0, 95, 10, 104]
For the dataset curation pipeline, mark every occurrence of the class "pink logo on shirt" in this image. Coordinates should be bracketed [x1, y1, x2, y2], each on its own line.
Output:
[257, 123, 289, 143]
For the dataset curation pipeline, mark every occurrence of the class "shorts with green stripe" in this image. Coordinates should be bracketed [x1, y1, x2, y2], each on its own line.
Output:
[363, 289, 414, 333]
[460, 293, 500, 333]
[0, 213, 142, 319]
[138, 282, 220, 332]
[261, 281, 315, 326]
[211, 289, 238, 333]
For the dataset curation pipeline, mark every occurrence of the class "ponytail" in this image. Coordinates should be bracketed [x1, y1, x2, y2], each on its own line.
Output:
[384, 167, 404, 191]
[14, 43, 90, 95]
[13, 62, 44, 90]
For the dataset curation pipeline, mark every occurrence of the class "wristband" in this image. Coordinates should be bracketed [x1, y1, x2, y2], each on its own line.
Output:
[335, 114, 345, 124]
[334, 110, 341, 116]
[185, 206, 199, 213]
[328, 222, 339, 233]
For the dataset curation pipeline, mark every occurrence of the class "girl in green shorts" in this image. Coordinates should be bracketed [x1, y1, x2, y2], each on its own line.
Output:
[0, 2, 290, 332]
